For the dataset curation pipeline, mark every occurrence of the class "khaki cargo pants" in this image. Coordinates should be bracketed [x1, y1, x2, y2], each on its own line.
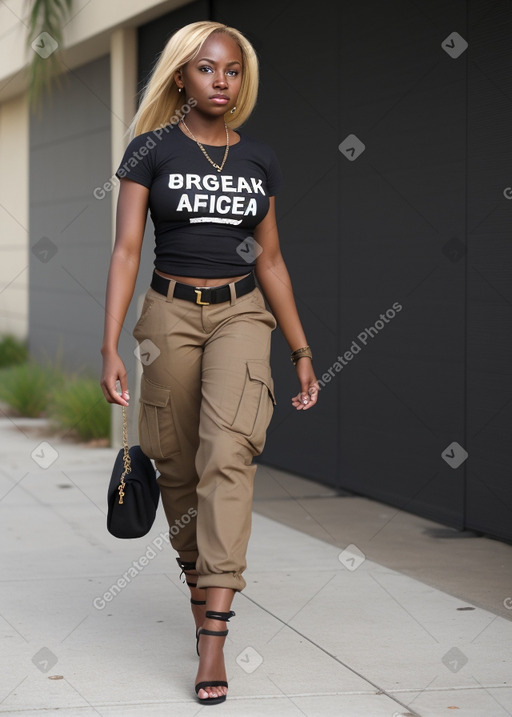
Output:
[132, 275, 277, 591]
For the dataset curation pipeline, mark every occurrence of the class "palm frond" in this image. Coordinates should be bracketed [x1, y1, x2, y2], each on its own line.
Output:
[25, 0, 74, 111]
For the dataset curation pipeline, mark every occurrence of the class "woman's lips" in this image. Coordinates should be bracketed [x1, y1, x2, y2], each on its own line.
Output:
[210, 96, 229, 105]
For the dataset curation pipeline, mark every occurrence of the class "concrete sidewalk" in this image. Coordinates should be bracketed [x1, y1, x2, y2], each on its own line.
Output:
[0, 415, 511, 716]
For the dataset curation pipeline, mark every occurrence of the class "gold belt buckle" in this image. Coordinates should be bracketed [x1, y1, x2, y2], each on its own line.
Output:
[195, 289, 210, 305]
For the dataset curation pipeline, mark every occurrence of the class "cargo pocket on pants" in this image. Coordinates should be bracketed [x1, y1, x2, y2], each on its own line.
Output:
[230, 360, 277, 455]
[138, 375, 180, 459]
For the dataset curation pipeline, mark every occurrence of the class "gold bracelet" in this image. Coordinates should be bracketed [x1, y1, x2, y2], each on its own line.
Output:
[290, 345, 313, 366]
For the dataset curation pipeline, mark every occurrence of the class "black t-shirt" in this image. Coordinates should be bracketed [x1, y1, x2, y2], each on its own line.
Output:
[115, 124, 283, 277]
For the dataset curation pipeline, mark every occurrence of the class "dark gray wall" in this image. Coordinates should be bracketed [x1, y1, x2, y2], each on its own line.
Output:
[333, 0, 468, 527]
[210, 0, 471, 527]
[29, 55, 112, 375]
[217, 0, 512, 542]
[465, 1, 512, 539]
[226, 0, 510, 542]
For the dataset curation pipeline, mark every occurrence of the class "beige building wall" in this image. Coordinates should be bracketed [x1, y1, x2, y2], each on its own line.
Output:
[0, 94, 29, 338]
[0, 0, 189, 342]
[0, 0, 187, 102]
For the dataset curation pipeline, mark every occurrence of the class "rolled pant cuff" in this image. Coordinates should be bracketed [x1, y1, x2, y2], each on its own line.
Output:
[196, 572, 246, 591]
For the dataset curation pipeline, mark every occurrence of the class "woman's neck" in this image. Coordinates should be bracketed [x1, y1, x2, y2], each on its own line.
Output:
[180, 112, 228, 145]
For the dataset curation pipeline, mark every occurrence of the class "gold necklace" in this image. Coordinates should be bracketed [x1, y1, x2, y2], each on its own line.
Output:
[181, 118, 229, 172]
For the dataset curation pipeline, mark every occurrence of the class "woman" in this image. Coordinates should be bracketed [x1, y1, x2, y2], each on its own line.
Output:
[100, 20, 318, 706]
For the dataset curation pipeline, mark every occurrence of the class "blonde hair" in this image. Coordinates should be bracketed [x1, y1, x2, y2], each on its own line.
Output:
[130, 21, 259, 137]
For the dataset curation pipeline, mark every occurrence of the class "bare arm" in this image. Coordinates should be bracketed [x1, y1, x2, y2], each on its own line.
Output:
[100, 179, 149, 405]
[254, 197, 318, 410]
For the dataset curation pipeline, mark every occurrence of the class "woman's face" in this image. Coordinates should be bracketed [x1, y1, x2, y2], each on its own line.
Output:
[177, 32, 243, 117]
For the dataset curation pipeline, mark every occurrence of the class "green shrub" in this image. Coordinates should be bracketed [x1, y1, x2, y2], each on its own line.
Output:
[49, 378, 110, 441]
[0, 335, 28, 368]
[0, 362, 63, 417]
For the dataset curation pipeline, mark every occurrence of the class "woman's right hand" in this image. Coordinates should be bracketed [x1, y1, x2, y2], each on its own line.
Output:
[100, 350, 130, 406]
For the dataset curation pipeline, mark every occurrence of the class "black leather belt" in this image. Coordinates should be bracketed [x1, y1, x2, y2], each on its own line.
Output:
[150, 271, 256, 305]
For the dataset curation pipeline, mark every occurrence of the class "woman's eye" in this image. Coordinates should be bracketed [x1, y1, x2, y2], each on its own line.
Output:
[198, 66, 239, 77]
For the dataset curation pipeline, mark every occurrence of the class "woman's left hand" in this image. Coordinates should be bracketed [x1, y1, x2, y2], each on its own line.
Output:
[291, 359, 319, 411]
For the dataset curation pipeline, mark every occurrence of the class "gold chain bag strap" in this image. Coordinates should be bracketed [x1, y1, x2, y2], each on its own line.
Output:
[106, 405, 160, 538]
[118, 406, 131, 504]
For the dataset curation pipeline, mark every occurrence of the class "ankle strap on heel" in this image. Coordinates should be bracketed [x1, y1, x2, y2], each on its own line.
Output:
[196, 609, 236, 657]
[176, 557, 197, 573]
[176, 557, 199, 587]
[205, 610, 236, 622]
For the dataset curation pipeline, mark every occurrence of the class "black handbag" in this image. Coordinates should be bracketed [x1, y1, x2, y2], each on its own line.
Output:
[107, 406, 160, 538]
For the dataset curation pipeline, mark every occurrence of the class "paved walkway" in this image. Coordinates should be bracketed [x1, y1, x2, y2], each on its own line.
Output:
[0, 416, 511, 716]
